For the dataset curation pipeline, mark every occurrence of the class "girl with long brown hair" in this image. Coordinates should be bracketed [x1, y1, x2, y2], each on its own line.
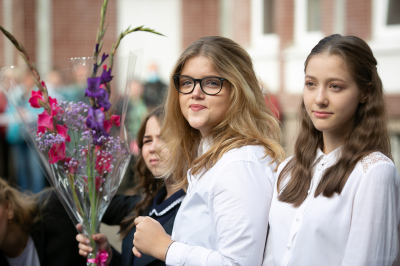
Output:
[131, 36, 284, 265]
[267, 34, 400, 265]
[76, 106, 185, 266]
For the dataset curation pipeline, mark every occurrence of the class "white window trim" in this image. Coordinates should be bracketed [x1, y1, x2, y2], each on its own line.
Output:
[372, 0, 400, 40]
[293, 0, 324, 48]
[250, 0, 279, 50]
[248, 0, 280, 94]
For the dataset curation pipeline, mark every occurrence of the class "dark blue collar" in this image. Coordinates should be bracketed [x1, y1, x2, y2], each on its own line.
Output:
[149, 186, 185, 217]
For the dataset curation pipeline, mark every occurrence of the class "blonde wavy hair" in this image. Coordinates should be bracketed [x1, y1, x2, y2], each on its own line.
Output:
[161, 36, 284, 189]
[0, 178, 40, 232]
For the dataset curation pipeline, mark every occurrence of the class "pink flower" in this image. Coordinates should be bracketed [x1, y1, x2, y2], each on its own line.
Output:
[28, 90, 44, 108]
[37, 126, 46, 135]
[38, 111, 54, 131]
[95, 151, 112, 174]
[29, 87, 60, 116]
[49, 96, 60, 116]
[95, 176, 105, 191]
[103, 115, 121, 133]
[64, 157, 79, 174]
[48, 142, 66, 164]
[111, 115, 120, 127]
[56, 124, 71, 142]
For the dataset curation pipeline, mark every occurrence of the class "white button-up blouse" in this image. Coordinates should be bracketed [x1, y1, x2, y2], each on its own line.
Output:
[266, 148, 400, 266]
[166, 139, 277, 266]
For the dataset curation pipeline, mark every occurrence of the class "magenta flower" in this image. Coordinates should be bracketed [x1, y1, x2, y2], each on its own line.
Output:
[103, 115, 120, 133]
[48, 142, 66, 164]
[64, 157, 79, 174]
[49, 97, 60, 116]
[29, 90, 44, 108]
[95, 176, 105, 191]
[56, 124, 71, 142]
[95, 150, 112, 174]
[29, 89, 60, 116]
[38, 111, 54, 131]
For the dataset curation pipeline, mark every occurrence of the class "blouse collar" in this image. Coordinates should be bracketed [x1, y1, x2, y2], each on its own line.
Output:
[148, 186, 185, 217]
[313, 146, 342, 165]
[198, 136, 212, 156]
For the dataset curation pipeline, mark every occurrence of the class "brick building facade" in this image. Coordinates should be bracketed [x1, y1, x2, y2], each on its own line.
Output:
[1, 0, 400, 166]
[0, 0, 117, 70]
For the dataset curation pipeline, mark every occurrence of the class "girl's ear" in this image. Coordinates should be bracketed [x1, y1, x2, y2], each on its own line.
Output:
[5, 200, 14, 220]
[360, 83, 371, 104]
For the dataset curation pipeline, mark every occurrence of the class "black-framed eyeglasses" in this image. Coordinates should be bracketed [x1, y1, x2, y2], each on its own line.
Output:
[173, 75, 226, 95]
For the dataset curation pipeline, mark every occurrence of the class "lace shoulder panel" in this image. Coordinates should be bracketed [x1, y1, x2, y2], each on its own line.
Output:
[360, 152, 391, 173]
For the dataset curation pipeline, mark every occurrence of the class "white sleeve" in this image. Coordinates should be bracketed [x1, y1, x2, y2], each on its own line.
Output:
[342, 162, 400, 266]
[166, 160, 273, 266]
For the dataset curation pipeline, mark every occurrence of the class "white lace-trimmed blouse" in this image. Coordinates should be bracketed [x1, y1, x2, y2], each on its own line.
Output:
[265, 148, 400, 266]
[166, 138, 277, 266]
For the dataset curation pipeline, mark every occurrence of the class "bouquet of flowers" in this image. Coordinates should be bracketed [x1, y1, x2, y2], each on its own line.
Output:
[0, 1, 162, 265]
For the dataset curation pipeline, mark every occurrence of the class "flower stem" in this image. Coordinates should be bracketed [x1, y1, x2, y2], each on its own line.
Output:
[0, 25, 59, 134]
[88, 147, 97, 265]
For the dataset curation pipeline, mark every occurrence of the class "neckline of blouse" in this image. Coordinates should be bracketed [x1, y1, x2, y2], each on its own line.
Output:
[198, 136, 213, 156]
[313, 146, 342, 165]
[149, 187, 185, 217]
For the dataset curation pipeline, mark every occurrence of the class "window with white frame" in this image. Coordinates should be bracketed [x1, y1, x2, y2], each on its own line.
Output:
[307, 0, 322, 31]
[387, 0, 400, 25]
[263, 0, 275, 34]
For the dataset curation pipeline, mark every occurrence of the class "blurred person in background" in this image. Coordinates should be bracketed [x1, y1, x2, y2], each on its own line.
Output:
[76, 106, 185, 266]
[44, 70, 64, 101]
[143, 63, 167, 110]
[127, 79, 148, 147]
[0, 91, 10, 180]
[60, 63, 88, 103]
[116, 79, 148, 191]
[5, 71, 45, 193]
[260, 82, 282, 121]
[0, 178, 86, 266]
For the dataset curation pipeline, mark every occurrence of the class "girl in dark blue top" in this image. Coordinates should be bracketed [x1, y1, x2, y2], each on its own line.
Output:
[77, 106, 185, 266]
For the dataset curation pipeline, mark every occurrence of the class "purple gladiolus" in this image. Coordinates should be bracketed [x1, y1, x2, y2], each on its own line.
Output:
[97, 89, 111, 111]
[93, 63, 98, 75]
[100, 68, 113, 84]
[101, 53, 109, 64]
[85, 77, 102, 98]
[86, 107, 109, 145]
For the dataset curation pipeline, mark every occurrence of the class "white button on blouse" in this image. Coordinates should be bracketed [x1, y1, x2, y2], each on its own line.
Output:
[166, 138, 277, 266]
[266, 148, 400, 266]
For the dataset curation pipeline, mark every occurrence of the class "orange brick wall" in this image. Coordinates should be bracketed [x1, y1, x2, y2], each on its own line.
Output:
[322, 0, 334, 36]
[275, 0, 294, 92]
[232, 0, 251, 48]
[0, 0, 36, 67]
[52, 0, 117, 64]
[181, 0, 220, 50]
[0, 0, 116, 68]
[11, 0, 36, 64]
[346, 0, 372, 40]
[275, 0, 294, 50]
